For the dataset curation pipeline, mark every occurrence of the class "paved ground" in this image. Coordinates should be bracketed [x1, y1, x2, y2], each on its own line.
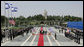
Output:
[1, 27, 83, 46]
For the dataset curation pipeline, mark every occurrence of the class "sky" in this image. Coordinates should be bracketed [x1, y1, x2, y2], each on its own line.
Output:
[1, 1, 83, 18]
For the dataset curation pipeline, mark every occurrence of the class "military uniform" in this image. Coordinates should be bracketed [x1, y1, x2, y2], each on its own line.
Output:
[77, 31, 80, 44]
[74, 30, 80, 44]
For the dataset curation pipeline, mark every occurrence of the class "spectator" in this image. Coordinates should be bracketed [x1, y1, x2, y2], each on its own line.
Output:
[59, 28, 61, 33]
[62, 27, 63, 33]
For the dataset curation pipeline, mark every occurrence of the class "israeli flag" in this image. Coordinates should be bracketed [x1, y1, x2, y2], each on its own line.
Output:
[5, 3, 10, 9]
[11, 7, 18, 12]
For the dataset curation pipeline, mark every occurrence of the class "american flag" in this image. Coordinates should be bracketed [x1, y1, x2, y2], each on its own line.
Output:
[9, 18, 15, 25]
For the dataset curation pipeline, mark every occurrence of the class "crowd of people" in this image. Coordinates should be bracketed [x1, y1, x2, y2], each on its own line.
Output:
[55, 26, 83, 44]
[1, 26, 83, 45]
[1, 27, 33, 43]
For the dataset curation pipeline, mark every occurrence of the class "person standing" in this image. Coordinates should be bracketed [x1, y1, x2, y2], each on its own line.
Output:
[30, 29, 32, 33]
[64, 28, 67, 37]
[59, 28, 61, 33]
[55, 33, 57, 40]
[27, 28, 29, 34]
[62, 27, 63, 33]
[67, 28, 70, 38]
[5, 29, 10, 40]
[68, 29, 71, 39]
[26, 28, 28, 35]
[12, 29, 16, 39]
[1, 30, 3, 43]
[75, 33, 77, 43]
[26, 28, 28, 34]
[77, 30, 80, 44]
[21, 29, 24, 37]
[78, 37, 80, 44]
[40, 26, 43, 34]
[45, 27, 47, 34]
[45, 31, 47, 34]
[9, 29, 12, 40]
[73, 29, 76, 42]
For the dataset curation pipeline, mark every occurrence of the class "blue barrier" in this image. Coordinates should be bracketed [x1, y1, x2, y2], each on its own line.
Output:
[67, 21, 83, 30]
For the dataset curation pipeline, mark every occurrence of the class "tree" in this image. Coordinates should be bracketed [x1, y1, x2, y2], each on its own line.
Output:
[1, 16, 8, 26]
[2, 14, 82, 26]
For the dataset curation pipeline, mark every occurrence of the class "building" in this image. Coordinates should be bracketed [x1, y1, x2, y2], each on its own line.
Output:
[43, 9, 47, 20]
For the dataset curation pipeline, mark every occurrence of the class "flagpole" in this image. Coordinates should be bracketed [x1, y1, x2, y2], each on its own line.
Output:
[8, 7, 10, 28]
[4, 1, 6, 28]
[5, 2, 10, 28]
[10, 4, 16, 27]
[10, 4, 13, 27]
[4, 2, 10, 28]
[10, 4, 14, 40]
[4, 1, 10, 41]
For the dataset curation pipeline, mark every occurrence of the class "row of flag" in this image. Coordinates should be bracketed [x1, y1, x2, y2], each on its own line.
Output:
[5, 2, 18, 25]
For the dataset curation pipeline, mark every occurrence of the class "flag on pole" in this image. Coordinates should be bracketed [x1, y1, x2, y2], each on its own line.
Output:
[5, 3, 10, 9]
[9, 18, 15, 25]
[11, 7, 18, 12]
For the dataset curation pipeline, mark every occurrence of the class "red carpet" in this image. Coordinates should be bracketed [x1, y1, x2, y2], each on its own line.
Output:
[37, 27, 44, 46]
[37, 33, 44, 46]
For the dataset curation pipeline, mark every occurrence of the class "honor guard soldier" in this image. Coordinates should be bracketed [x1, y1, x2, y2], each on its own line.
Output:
[76, 30, 80, 44]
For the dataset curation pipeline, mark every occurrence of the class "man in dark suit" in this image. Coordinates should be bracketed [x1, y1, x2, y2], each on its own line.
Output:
[9, 29, 13, 40]
[55, 33, 57, 40]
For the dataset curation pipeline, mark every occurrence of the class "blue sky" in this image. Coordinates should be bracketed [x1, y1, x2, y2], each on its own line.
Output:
[1, 1, 83, 18]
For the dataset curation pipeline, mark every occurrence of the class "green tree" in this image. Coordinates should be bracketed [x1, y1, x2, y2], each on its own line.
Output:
[1, 16, 8, 26]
